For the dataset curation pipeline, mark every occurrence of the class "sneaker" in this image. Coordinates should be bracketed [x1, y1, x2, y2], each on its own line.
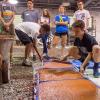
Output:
[93, 72, 100, 78]
[33, 55, 36, 61]
[22, 59, 32, 67]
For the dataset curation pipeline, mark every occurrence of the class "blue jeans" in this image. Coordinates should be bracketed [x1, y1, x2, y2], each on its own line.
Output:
[38, 34, 49, 54]
[93, 62, 99, 75]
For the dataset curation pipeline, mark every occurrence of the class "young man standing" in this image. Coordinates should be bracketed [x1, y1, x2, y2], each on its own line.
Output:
[21, 0, 40, 60]
[62, 20, 100, 78]
[0, 0, 15, 35]
[73, 1, 91, 29]
[0, 0, 15, 84]
[51, 5, 69, 58]
[21, 0, 40, 23]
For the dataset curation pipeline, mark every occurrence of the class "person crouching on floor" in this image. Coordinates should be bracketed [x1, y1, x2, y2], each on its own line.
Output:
[62, 20, 100, 78]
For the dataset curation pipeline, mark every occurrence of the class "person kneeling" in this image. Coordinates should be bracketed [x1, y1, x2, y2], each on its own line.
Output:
[62, 20, 100, 78]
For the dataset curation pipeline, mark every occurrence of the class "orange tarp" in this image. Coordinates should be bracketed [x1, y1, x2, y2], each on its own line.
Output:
[44, 62, 73, 69]
[39, 79, 97, 100]
[35, 61, 99, 100]
[38, 69, 83, 82]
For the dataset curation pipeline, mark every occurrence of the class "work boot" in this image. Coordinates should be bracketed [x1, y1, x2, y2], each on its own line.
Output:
[22, 59, 32, 67]
[2, 60, 9, 84]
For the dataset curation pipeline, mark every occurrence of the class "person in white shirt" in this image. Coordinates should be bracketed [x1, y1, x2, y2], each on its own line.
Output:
[40, 9, 50, 25]
[15, 22, 40, 66]
[73, 1, 91, 29]
[15, 22, 50, 66]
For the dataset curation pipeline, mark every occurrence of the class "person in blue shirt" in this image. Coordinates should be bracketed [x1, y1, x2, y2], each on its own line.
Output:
[51, 5, 70, 58]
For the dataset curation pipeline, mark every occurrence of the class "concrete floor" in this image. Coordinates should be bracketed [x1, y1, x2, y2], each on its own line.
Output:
[0, 45, 100, 100]
[13, 46, 100, 86]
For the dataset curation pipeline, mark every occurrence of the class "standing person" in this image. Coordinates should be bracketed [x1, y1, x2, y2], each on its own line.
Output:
[0, 0, 15, 35]
[62, 20, 100, 78]
[39, 9, 51, 59]
[21, 0, 40, 60]
[0, 0, 15, 84]
[40, 9, 50, 25]
[21, 0, 40, 23]
[73, 1, 91, 29]
[51, 5, 69, 58]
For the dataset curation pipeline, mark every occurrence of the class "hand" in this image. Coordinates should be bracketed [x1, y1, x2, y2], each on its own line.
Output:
[4, 23, 8, 27]
[5, 26, 10, 31]
[79, 66, 85, 74]
[60, 56, 67, 61]
[4, 22, 11, 27]
[3, 23, 10, 31]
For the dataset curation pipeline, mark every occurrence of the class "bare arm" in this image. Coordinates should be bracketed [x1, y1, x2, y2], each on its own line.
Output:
[7, 12, 15, 25]
[0, 12, 6, 24]
[55, 21, 69, 26]
[80, 52, 92, 73]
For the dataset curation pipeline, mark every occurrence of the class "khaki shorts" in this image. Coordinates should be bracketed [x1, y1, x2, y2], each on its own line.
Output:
[0, 39, 13, 67]
[0, 22, 15, 36]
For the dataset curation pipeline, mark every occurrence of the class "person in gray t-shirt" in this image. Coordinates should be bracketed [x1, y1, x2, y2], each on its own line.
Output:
[0, 0, 15, 35]
[21, 0, 40, 60]
[21, 0, 40, 23]
[0, 0, 15, 84]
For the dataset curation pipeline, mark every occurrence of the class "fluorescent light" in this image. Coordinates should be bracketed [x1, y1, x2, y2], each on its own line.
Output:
[9, 0, 18, 4]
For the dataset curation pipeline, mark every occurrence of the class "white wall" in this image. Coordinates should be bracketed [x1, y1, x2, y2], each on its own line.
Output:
[90, 11, 100, 43]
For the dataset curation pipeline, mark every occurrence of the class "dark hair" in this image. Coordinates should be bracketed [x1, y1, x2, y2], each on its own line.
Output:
[72, 20, 85, 30]
[27, 0, 33, 3]
[77, 0, 84, 4]
[43, 9, 50, 18]
[41, 24, 50, 33]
